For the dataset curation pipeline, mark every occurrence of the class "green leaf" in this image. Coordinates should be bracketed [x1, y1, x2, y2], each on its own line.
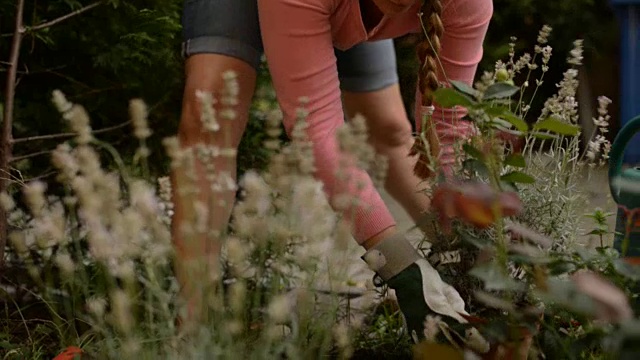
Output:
[547, 260, 577, 276]
[483, 105, 529, 132]
[613, 260, 640, 281]
[462, 144, 485, 160]
[483, 104, 510, 117]
[450, 80, 481, 99]
[533, 117, 581, 136]
[619, 320, 640, 338]
[460, 231, 492, 249]
[504, 153, 526, 168]
[499, 111, 529, 132]
[474, 291, 516, 311]
[470, 261, 524, 291]
[462, 159, 490, 178]
[490, 118, 516, 129]
[534, 278, 599, 317]
[433, 88, 475, 108]
[501, 171, 536, 184]
[529, 131, 560, 140]
[586, 229, 607, 236]
[500, 181, 519, 193]
[483, 82, 520, 100]
[509, 253, 551, 265]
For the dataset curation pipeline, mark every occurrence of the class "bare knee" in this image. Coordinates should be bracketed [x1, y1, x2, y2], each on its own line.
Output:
[369, 116, 413, 150]
[178, 85, 241, 148]
[342, 86, 414, 151]
[178, 54, 257, 148]
[179, 81, 245, 149]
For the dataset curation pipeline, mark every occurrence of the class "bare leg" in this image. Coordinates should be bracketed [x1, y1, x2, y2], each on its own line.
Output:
[172, 54, 256, 326]
[343, 84, 431, 226]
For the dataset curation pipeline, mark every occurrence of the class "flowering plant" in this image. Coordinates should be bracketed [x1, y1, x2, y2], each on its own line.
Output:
[402, 26, 640, 359]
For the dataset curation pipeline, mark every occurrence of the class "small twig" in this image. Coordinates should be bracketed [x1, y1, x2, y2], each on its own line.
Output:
[0, 2, 103, 37]
[12, 132, 75, 144]
[12, 120, 132, 144]
[0, 168, 24, 184]
[9, 295, 34, 345]
[0, 176, 25, 187]
[28, 2, 103, 31]
[45, 69, 93, 89]
[24, 170, 57, 182]
[70, 85, 127, 99]
[2, 64, 67, 75]
[10, 150, 52, 163]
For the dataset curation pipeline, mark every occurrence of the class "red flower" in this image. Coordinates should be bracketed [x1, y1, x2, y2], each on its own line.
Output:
[431, 181, 523, 233]
[53, 346, 83, 360]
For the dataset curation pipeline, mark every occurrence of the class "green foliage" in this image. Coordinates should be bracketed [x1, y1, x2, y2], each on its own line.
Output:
[395, 0, 618, 125]
[585, 208, 616, 248]
[1, 89, 347, 358]
[534, 117, 582, 137]
[483, 0, 617, 62]
[1, 0, 274, 190]
[409, 30, 636, 359]
[0, 2, 629, 359]
[1, 0, 184, 181]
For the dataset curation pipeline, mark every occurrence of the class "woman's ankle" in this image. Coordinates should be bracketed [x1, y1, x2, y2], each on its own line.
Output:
[361, 230, 421, 281]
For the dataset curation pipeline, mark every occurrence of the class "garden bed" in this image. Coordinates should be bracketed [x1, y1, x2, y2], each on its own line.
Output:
[1, 25, 639, 360]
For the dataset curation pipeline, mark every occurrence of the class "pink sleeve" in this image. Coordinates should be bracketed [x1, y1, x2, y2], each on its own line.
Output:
[256, 0, 396, 243]
[414, 0, 494, 176]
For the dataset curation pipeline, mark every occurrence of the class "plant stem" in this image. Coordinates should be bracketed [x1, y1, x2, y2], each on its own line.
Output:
[600, 234, 603, 249]
[1, 0, 104, 268]
[514, 54, 539, 116]
[92, 139, 132, 185]
[11, 120, 131, 144]
[28, 1, 103, 31]
[522, 70, 548, 120]
[485, 131, 510, 272]
[1, 0, 26, 269]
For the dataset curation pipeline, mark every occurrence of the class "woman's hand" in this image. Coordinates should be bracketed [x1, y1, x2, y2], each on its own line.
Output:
[371, 0, 418, 15]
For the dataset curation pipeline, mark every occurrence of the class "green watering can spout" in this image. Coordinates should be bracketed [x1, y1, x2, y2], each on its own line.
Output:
[609, 114, 640, 258]
[609, 115, 640, 208]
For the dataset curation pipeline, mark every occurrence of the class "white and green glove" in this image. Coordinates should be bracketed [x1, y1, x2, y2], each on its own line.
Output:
[362, 232, 488, 352]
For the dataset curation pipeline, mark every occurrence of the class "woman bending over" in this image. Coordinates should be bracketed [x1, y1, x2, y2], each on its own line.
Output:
[255, 0, 493, 340]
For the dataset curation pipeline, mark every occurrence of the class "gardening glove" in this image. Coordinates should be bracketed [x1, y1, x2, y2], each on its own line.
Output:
[362, 232, 469, 343]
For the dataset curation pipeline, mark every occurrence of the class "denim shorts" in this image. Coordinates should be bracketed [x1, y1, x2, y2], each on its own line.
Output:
[181, 0, 399, 92]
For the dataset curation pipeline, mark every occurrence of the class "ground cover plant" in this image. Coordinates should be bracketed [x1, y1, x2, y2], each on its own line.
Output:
[1, 21, 639, 360]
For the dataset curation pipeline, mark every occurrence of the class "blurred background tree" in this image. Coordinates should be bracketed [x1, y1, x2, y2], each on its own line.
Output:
[0, 0, 622, 185]
[1, 0, 183, 181]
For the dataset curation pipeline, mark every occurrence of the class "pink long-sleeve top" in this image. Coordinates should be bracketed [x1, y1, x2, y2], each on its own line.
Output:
[257, 0, 494, 242]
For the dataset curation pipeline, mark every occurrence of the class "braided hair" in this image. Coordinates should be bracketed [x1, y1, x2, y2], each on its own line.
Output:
[410, 0, 444, 179]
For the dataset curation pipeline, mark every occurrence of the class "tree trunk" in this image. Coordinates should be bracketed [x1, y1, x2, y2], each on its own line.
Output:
[1, 0, 26, 269]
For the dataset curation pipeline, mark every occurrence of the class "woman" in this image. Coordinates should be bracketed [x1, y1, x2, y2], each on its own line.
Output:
[175, 0, 439, 338]
[255, 0, 493, 341]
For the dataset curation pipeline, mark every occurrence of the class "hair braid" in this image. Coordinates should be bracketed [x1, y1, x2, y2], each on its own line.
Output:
[410, 0, 444, 179]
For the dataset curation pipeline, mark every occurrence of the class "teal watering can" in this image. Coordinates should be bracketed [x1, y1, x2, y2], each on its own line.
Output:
[609, 114, 640, 260]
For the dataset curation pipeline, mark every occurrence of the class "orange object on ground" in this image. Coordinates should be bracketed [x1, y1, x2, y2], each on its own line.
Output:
[53, 346, 83, 360]
[623, 257, 640, 265]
